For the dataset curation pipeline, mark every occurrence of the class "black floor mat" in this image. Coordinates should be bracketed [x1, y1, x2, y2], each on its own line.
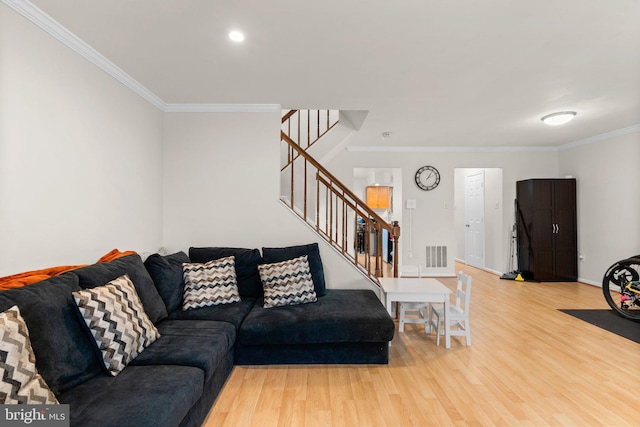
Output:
[559, 309, 640, 344]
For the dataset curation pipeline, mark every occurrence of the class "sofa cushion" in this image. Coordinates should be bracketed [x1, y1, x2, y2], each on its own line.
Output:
[73, 254, 168, 323]
[167, 299, 255, 329]
[73, 275, 160, 376]
[132, 320, 235, 381]
[0, 306, 58, 404]
[262, 243, 327, 297]
[189, 247, 263, 299]
[57, 365, 203, 427]
[0, 273, 103, 395]
[238, 289, 394, 346]
[258, 255, 317, 308]
[182, 257, 241, 309]
[144, 251, 190, 313]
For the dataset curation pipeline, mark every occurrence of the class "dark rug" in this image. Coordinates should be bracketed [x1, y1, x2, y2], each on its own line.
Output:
[559, 309, 640, 344]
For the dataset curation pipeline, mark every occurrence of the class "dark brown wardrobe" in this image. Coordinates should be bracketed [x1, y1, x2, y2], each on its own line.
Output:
[516, 179, 578, 281]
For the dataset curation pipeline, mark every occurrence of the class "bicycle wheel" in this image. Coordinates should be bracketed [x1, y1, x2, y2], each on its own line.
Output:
[602, 256, 640, 321]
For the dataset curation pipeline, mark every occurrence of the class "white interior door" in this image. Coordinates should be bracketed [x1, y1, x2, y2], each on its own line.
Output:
[465, 171, 485, 268]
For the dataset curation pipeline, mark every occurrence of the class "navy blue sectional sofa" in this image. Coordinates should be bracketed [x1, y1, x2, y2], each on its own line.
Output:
[0, 243, 394, 427]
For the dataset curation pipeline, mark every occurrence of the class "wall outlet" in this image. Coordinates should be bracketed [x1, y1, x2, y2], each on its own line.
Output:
[406, 199, 416, 209]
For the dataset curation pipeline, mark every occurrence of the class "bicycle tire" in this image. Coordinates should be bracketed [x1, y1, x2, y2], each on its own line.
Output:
[602, 256, 640, 321]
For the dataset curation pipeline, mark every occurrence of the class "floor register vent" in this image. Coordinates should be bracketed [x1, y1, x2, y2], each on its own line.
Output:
[425, 246, 447, 268]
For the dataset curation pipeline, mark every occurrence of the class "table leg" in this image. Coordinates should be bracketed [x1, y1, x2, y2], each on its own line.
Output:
[444, 298, 451, 349]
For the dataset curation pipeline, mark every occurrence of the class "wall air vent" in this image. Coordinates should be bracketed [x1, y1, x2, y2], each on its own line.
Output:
[425, 246, 447, 268]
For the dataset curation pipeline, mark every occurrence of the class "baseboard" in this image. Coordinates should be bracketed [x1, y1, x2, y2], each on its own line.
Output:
[454, 259, 504, 277]
[578, 277, 601, 287]
[483, 267, 503, 276]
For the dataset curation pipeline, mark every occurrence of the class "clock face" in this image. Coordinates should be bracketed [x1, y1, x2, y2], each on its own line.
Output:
[415, 166, 440, 191]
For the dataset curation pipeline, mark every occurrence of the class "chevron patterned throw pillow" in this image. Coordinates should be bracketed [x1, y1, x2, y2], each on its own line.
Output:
[182, 256, 241, 310]
[73, 275, 160, 376]
[258, 255, 318, 308]
[0, 305, 58, 404]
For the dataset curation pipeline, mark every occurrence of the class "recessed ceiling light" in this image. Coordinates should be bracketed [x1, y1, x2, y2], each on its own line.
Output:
[541, 111, 577, 126]
[229, 31, 245, 42]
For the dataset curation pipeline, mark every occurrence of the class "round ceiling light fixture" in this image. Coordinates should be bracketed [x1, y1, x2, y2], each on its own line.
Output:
[541, 111, 577, 126]
[228, 30, 245, 42]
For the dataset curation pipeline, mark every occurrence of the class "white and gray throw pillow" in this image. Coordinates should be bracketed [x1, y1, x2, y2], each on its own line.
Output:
[182, 256, 241, 310]
[258, 255, 318, 308]
[73, 275, 160, 376]
[0, 305, 58, 404]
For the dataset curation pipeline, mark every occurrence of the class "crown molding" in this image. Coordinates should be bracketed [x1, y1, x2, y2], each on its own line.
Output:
[558, 123, 640, 151]
[346, 123, 640, 153]
[2, 0, 282, 114]
[164, 104, 281, 113]
[346, 145, 559, 153]
[1, 0, 166, 110]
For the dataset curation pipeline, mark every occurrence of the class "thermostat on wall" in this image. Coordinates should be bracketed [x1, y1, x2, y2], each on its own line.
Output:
[406, 199, 417, 209]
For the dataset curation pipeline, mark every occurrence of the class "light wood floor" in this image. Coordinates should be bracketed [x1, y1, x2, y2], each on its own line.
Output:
[203, 264, 640, 426]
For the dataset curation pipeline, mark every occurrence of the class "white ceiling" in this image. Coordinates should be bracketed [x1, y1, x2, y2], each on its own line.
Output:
[25, 0, 640, 148]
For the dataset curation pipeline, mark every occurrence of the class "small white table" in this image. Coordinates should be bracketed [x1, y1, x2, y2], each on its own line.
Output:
[379, 277, 453, 349]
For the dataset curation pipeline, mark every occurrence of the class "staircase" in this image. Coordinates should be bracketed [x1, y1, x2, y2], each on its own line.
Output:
[280, 110, 399, 285]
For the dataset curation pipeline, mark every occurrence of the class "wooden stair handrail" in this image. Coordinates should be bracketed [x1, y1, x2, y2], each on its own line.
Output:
[282, 132, 399, 238]
[280, 110, 339, 171]
[281, 110, 297, 123]
[280, 129, 400, 281]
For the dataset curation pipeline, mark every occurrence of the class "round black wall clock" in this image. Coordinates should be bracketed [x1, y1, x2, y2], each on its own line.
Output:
[415, 165, 440, 191]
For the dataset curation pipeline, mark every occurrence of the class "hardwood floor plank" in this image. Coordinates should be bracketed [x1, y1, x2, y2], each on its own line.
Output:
[203, 263, 640, 426]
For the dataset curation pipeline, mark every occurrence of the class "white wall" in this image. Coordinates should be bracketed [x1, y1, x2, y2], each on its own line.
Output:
[328, 137, 639, 285]
[0, 5, 164, 275]
[327, 150, 558, 277]
[162, 112, 377, 291]
[483, 168, 505, 272]
[559, 134, 640, 285]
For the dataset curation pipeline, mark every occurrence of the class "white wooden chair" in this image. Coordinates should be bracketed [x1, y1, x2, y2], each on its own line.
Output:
[398, 265, 427, 332]
[398, 265, 422, 278]
[429, 271, 472, 346]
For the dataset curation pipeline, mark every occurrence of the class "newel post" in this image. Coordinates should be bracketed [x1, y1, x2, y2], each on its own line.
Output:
[392, 221, 400, 278]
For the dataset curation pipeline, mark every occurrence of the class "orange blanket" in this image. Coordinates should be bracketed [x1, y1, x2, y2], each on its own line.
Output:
[0, 249, 138, 291]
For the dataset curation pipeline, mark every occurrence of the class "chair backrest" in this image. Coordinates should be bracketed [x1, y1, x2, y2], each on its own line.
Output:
[399, 265, 422, 278]
[455, 271, 472, 312]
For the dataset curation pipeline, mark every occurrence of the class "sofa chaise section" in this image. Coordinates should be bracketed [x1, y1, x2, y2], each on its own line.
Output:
[235, 289, 395, 365]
